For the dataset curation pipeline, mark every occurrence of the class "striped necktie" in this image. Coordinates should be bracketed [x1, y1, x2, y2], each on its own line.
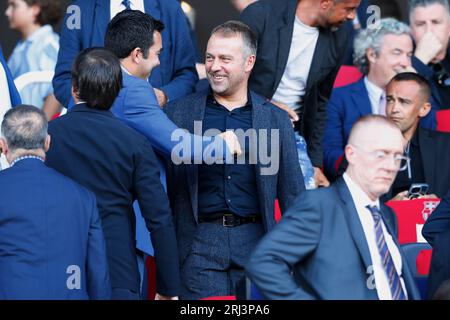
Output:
[366, 205, 407, 300]
[122, 0, 132, 10]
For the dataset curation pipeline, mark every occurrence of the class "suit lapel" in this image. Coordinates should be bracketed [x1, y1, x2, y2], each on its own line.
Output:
[251, 92, 272, 227]
[93, 0, 110, 46]
[187, 94, 207, 222]
[273, 0, 297, 93]
[305, 29, 331, 93]
[335, 178, 373, 270]
[351, 78, 372, 116]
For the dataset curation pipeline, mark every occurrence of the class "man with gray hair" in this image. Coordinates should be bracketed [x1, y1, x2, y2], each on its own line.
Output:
[323, 18, 435, 180]
[0, 105, 110, 299]
[410, 0, 450, 110]
[165, 20, 303, 299]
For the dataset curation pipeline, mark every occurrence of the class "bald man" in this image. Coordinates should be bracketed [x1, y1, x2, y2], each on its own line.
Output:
[246, 115, 421, 300]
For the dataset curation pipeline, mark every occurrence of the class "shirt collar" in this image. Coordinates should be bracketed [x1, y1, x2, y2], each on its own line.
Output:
[207, 88, 253, 109]
[364, 76, 385, 102]
[26, 25, 53, 43]
[10, 155, 44, 167]
[343, 172, 380, 211]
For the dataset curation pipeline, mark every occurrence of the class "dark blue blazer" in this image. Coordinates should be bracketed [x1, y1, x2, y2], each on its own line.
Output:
[422, 190, 450, 298]
[323, 78, 438, 178]
[165, 89, 305, 265]
[0, 45, 21, 107]
[53, 0, 197, 108]
[246, 178, 421, 300]
[0, 159, 110, 299]
[46, 104, 180, 296]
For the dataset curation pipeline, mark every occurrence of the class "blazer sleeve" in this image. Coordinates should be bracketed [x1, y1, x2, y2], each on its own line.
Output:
[121, 83, 227, 163]
[422, 190, 450, 246]
[323, 90, 346, 178]
[85, 191, 111, 300]
[307, 62, 343, 168]
[157, 2, 198, 101]
[133, 139, 181, 296]
[276, 107, 305, 213]
[240, 1, 266, 41]
[246, 192, 321, 299]
[52, 1, 84, 108]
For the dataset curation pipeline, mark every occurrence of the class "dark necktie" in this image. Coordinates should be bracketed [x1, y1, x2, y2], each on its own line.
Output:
[122, 0, 132, 10]
[366, 205, 407, 300]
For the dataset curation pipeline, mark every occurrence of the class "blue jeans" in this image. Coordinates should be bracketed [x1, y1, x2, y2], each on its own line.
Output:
[295, 132, 316, 190]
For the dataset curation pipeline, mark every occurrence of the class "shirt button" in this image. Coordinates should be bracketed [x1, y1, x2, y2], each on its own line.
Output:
[227, 176, 231, 180]
[227, 199, 231, 203]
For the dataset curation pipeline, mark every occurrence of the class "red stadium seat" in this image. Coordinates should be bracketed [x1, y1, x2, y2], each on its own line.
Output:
[386, 198, 441, 244]
[333, 65, 362, 88]
[436, 110, 450, 132]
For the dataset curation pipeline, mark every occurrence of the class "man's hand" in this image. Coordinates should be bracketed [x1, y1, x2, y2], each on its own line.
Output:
[219, 130, 242, 156]
[154, 88, 168, 107]
[313, 167, 330, 188]
[392, 190, 409, 201]
[414, 31, 443, 65]
[155, 293, 179, 300]
[271, 100, 299, 124]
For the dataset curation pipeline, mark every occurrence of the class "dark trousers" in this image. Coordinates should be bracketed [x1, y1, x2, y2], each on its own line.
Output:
[181, 222, 264, 300]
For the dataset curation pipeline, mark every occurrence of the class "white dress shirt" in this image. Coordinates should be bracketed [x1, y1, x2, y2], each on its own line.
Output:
[364, 76, 386, 115]
[272, 16, 319, 111]
[110, 0, 145, 20]
[343, 173, 408, 300]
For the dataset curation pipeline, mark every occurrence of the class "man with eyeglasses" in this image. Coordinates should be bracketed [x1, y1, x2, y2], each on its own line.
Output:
[385, 72, 450, 200]
[246, 114, 420, 299]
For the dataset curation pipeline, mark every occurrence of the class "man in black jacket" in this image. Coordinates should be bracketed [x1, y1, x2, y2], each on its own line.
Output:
[46, 48, 180, 300]
[240, 0, 361, 187]
[386, 72, 450, 200]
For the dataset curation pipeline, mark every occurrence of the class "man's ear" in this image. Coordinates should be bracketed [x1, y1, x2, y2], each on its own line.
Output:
[44, 135, 51, 153]
[344, 144, 356, 165]
[0, 138, 8, 155]
[367, 48, 377, 64]
[319, 0, 334, 10]
[131, 48, 141, 64]
[418, 102, 432, 118]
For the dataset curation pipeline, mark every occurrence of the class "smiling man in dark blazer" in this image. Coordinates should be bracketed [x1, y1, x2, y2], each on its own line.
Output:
[240, 0, 361, 187]
[165, 21, 304, 300]
[246, 115, 420, 300]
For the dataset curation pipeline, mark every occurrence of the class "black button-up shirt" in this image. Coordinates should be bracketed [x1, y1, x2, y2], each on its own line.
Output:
[198, 93, 260, 219]
[392, 130, 426, 196]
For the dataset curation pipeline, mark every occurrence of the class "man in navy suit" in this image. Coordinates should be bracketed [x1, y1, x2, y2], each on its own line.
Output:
[422, 190, 450, 298]
[0, 105, 110, 299]
[323, 18, 436, 180]
[53, 0, 197, 109]
[46, 48, 180, 300]
[246, 115, 420, 300]
[165, 21, 304, 299]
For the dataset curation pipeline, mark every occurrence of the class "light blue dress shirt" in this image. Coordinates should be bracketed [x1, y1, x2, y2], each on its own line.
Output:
[8, 25, 59, 109]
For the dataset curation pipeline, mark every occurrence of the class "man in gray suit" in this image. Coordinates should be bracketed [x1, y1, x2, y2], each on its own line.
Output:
[165, 20, 304, 299]
[246, 115, 421, 300]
